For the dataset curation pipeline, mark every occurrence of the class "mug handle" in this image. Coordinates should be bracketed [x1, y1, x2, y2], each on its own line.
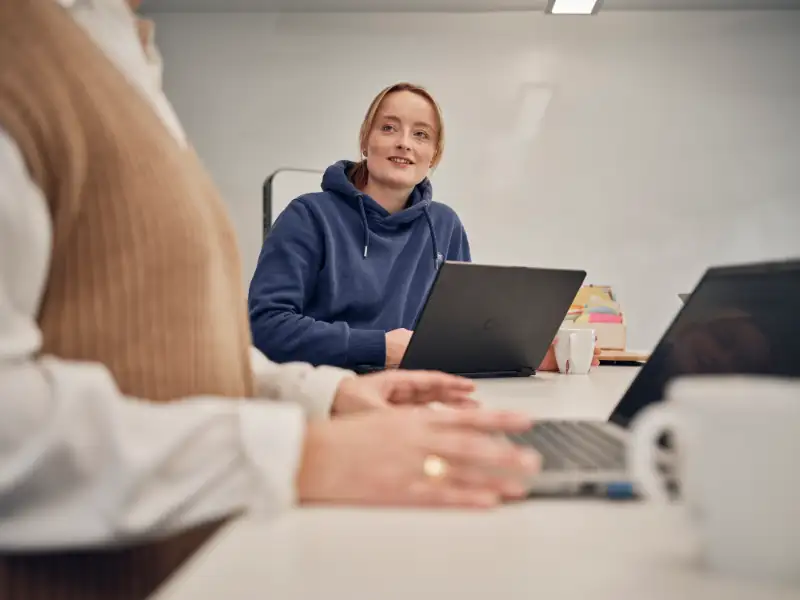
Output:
[566, 332, 577, 374]
[627, 404, 678, 502]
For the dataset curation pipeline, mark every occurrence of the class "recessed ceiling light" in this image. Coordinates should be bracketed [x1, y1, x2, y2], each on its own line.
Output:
[545, 0, 602, 15]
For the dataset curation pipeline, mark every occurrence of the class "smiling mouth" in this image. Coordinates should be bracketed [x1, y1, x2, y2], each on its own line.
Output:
[388, 157, 414, 165]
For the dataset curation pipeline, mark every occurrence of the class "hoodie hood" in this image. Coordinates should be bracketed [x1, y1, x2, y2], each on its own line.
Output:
[321, 160, 440, 265]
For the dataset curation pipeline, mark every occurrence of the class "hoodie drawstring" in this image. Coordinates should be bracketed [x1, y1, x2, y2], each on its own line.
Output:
[357, 195, 370, 258]
[358, 196, 440, 269]
[423, 207, 442, 268]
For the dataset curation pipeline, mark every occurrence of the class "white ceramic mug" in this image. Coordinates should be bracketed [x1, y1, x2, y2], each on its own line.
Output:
[628, 376, 800, 586]
[554, 328, 596, 375]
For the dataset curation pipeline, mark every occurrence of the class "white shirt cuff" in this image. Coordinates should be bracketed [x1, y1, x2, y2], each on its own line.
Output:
[296, 366, 354, 420]
[238, 402, 306, 514]
[249, 347, 355, 420]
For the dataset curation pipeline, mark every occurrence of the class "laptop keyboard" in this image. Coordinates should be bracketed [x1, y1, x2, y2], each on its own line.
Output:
[508, 421, 626, 471]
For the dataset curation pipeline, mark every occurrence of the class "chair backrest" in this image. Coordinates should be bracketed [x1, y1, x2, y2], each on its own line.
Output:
[262, 168, 323, 240]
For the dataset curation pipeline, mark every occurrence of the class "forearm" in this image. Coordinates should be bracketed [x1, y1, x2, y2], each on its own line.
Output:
[247, 200, 386, 370]
[0, 357, 304, 551]
[250, 310, 385, 369]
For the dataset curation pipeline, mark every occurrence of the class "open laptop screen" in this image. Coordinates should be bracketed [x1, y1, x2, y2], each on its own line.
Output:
[611, 260, 800, 428]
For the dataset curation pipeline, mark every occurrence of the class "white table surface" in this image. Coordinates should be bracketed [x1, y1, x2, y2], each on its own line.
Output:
[150, 367, 798, 600]
[472, 365, 638, 419]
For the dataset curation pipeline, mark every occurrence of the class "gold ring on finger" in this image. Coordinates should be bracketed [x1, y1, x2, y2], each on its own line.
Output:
[422, 454, 449, 480]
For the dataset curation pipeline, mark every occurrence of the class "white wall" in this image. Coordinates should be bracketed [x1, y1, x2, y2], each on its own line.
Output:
[151, 10, 800, 351]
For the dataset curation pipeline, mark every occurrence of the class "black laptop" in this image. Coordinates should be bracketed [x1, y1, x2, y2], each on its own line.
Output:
[374, 262, 586, 378]
[508, 257, 800, 497]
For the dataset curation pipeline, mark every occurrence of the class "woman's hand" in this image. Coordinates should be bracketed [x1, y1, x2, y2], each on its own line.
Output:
[332, 370, 478, 416]
[385, 328, 414, 367]
[297, 407, 540, 508]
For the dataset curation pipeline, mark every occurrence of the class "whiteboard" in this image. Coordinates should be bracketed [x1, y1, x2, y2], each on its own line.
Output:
[262, 168, 324, 239]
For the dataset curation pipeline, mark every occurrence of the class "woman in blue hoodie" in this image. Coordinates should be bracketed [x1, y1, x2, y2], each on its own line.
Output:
[248, 82, 468, 369]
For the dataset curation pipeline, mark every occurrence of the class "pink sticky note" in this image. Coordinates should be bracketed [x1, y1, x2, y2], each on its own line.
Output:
[588, 313, 623, 324]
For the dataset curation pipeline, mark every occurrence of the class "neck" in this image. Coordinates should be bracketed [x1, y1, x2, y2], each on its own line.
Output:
[362, 180, 413, 214]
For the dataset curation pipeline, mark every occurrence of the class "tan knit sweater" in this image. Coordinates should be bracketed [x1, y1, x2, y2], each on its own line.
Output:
[0, 0, 255, 403]
[0, 0, 256, 597]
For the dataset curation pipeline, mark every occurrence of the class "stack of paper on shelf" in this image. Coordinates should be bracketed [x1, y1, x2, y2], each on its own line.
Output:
[563, 285, 627, 350]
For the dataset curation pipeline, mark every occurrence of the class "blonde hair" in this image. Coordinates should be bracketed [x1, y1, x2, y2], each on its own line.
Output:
[349, 82, 445, 189]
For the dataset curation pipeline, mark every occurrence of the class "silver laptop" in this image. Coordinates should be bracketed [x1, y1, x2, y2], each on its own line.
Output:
[510, 259, 800, 498]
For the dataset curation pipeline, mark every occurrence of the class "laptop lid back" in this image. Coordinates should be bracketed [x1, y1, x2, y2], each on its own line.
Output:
[611, 259, 800, 428]
[401, 262, 586, 376]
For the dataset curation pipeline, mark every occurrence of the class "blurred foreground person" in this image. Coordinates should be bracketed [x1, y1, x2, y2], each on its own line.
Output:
[0, 1, 539, 598]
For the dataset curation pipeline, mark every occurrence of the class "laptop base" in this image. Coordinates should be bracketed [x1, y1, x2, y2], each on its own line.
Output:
[353, 365, 535, 379]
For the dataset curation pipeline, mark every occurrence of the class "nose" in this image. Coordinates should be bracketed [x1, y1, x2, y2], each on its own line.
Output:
[396, 132, 412, 151]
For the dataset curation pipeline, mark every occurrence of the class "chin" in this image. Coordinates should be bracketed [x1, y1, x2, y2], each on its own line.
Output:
[373, 170, 421, 190]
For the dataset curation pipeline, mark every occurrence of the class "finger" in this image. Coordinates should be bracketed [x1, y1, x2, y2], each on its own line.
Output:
[388, 370, 476, 393]
[435, 384, 478, 400]
[428, 399, 480, 413]
[424, 429, 541, 474]
[407, 388, 477, 406]
[445, 465, 529, 499]
[406, 481, 501, 509]
[427, 407, 533, 433]
[386, 373, 477, 407]
[437, 396, 480, 408]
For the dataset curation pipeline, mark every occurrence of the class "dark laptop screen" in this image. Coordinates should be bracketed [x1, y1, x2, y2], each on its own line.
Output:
[610, 260, 800, 428]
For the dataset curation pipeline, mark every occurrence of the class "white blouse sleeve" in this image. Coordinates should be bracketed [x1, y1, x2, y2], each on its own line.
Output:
[0, 129, 305, 551]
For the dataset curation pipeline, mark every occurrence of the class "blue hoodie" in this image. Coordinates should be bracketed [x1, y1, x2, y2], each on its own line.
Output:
[248, 160, 471, 369]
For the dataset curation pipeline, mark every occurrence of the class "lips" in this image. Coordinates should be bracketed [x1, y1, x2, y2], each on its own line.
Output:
[388, 156, 414, 165]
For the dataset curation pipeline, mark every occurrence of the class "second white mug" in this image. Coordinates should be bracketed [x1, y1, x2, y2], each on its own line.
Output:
[627, 376, 800, 586]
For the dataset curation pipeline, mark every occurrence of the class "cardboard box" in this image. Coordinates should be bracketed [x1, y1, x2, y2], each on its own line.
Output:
[563, 285, 627, 351]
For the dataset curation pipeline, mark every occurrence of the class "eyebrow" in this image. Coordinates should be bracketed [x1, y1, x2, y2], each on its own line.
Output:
[380, 114, 436, 132]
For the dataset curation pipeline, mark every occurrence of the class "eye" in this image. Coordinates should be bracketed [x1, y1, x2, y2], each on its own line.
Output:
[380, 124, 395, 133]
[414, 130, 431, 140]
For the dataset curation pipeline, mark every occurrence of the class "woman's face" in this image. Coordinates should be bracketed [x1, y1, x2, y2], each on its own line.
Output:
[364, 90, 438, 192]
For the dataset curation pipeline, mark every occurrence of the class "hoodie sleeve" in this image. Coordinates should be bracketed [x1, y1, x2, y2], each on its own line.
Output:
[448, 216, 472, 262]
[248, 199, 387, 369]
